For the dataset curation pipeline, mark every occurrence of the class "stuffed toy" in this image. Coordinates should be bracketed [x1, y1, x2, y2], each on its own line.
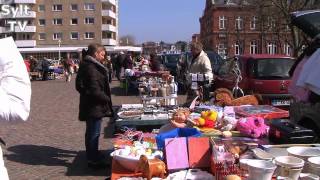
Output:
[192, 110, 219, 129]
[211, 88, 261, 107]
[216, 106, 238, 131]
[236, 116, 269, 138]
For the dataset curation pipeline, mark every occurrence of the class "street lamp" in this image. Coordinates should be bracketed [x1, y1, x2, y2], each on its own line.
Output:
[58, 39, 61, 63]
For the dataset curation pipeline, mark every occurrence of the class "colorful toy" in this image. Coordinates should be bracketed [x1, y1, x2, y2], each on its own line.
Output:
[135, 155, 166, 180]
[170, 108, 191, 128]
[211, 88, 261, 107]
[216, 106, 238, 131]
[193, 110, 218, 128]
[236, 116, 269, 138]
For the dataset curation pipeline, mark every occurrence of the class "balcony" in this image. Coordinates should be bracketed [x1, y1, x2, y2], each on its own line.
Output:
[101, 0, 116, 5]
[14, 25, 36, 32]
[0, 25, 36, 33]
[102, 38, 117, 46]
[15, 40, 36, 47]
[0, 11, 36, 19]
[14, 0, 36, 3]
[101, 10, 116, 19]
[101, 24, 116, 32]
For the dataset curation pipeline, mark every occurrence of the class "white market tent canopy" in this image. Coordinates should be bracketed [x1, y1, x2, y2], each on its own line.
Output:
[18, 46, 143, 53]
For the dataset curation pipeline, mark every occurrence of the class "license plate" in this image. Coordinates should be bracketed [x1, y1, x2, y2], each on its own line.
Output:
[271, 99, 291, 106]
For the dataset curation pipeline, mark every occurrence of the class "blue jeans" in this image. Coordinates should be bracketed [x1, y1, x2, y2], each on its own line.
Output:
[85, 119, 102, 162]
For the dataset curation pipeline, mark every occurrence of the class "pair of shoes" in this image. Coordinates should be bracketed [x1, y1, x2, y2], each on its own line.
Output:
[87, 160, 108, 169]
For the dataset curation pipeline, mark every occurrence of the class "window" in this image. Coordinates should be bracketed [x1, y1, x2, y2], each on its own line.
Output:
[70, 32, 79, 40]
[52, 4, 62, 11]
[250, 16, 257, 30]
[267, 17, 276, 29]
[70, 4, 78, 11]
[85, 17, 94, 24]
[70, 18, 78, 25]
[84, 32, 94, 39]
[234, 41, 244, 55]
[267, 42, 277, 54]
[217, 43, 227, 59]
[84, 3, 95, 10]
[39, 33, 46, 40]
[235, 16, 243, 30]
[283, 43, 291, 56]
[53, 18, 63, 25]
[219, 16, 226, 30]
[38, 19, 45, 26]
[53, 33, 62, 40]
[250, 41, 258, 54]
[38, 5, 45, 12]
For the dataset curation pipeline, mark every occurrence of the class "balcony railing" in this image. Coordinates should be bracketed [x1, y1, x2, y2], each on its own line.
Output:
[101, 10, 116, 19]
[102, 38, 117, 46]
[0, 25, 36, 33]
[15, 40, 36, 47]
[101, 24, 117, 32]
[14, 0, 36, 3]
[101, 0, 116, 5]
[0, 11, 36, 19]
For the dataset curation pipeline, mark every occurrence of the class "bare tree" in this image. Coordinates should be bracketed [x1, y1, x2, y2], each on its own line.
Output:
[119, 35, 136, 46]
[248, 0, 319, 56]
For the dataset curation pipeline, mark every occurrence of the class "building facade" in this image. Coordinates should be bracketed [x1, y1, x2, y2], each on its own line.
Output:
[0, 0, 119, 58]
[200, 0, 293, 59]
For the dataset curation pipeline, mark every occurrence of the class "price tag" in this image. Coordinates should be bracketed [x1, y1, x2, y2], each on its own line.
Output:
[191, 82, 198, 90]
[198, 74, 204, 82]
[191, 73, 197, 81]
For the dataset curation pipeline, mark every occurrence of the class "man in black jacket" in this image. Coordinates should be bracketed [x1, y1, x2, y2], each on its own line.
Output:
[76, 44, 113, 169]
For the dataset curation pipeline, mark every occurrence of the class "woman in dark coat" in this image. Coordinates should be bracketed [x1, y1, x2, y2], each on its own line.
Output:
[76, 43, 113, 168]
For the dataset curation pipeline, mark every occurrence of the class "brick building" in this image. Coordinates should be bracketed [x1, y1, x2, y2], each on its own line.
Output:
[199, 0, 292, 59]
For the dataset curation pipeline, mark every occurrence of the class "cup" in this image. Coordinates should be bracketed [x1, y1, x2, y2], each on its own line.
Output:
[306, 157, 320, 176]
[247, 159, 277, 180]
[274, 156, 305, 180]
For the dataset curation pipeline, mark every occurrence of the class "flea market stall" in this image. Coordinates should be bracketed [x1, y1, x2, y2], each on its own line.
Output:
[111, 91, 320, 180]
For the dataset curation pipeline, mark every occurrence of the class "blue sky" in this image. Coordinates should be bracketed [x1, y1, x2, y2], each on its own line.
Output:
[118, 0, 206, 44]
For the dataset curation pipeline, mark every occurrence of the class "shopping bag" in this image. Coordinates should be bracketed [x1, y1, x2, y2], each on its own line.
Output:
[165, 137, 189, 171]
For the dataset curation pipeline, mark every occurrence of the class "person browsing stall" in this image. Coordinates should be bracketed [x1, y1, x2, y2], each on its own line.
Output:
[76, 44, 113, 169]
[185, 42, 213, 106]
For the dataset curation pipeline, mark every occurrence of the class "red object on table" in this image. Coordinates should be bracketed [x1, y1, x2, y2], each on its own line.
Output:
[234, 105, 289, 119]
[111, 159, 142, 180]
[188, 137, 211, 168]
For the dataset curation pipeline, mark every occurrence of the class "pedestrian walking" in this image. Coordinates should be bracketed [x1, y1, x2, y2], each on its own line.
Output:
[0, 37, 31, 179]
[63, 55, 74, 82]
[75, 43, 113, 169]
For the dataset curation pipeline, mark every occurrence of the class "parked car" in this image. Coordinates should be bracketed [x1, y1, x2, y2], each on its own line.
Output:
[176, 51, 224, 94]
[213, 54, 295, 108]
[289, 10, 320, 140]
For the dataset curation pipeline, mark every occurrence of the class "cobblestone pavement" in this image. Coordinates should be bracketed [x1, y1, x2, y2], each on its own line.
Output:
[0, 76, 186, 180]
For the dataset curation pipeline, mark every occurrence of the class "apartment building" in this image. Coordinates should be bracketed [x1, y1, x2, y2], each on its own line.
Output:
[199, 0, 293, 59]
[0, 0, 118, 58]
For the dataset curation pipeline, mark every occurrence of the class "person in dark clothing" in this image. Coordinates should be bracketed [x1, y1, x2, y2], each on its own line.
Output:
[115, 52, 125, 80]
[124, 52, 134, 69]
[149, 53, 161, 71]
[76, 43, 113, 169]
[41, 58, 50, 81]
